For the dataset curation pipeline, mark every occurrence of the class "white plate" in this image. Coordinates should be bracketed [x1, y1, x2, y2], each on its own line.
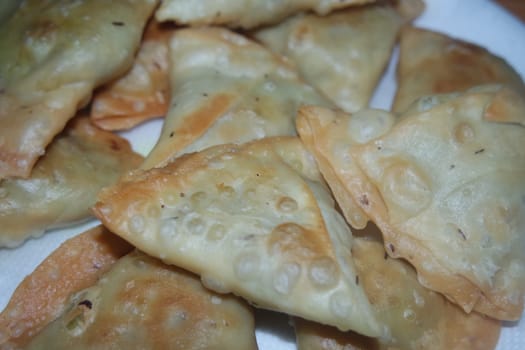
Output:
[1, 0, 524, 349]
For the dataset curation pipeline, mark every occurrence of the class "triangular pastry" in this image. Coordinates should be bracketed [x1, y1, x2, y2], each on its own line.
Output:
[0, 116, 143, 248]
[294, 226, 501, 350]
[155, 0, 375, 29]
[17, 249, 258, 349]
[141, 27, 331, 169]
[254, 0, 423, 113]
[0, 226, 133, 349]
[90, 19, 172, 131]
[297, 85, 525, 320]
[95, 137, 382, 337]
[0, 0, 157, 179]
[392, 26, 525, 112]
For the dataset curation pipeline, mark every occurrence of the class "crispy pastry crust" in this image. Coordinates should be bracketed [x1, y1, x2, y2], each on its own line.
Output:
[294, 232, 501, 350]
[0, 116, 143, 247]
[0, 226, 133, 349]
[24, 251, 258, 350]
[393, 26, 525, 112]
[0, 0, 157, 179]
[141, 27, 330, 169]
[90, 19, 171, 131]
[255, 0, 420, 113]
[155, 0, 375, 29]
[297, 86, 525, 320]
[94, 137, 382, 336]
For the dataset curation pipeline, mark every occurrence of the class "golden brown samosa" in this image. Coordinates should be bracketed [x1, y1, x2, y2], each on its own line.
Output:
[0, 116, 142, 248]
[255, 0, 423, 113]
[141, 27, 331, 169]
[90, 19, 172, 131]
[24, 251, 258, 350]
[393, 26, 525, 112]
[0, 0, 157, 179]
[297, 85, 525, 321]
[94, 137, 382, 337]
[155, 0, 375, 29]
[0, 226, 132, 349]
[294, 231, 500, 350]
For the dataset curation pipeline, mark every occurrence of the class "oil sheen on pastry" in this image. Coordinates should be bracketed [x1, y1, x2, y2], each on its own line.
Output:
[297, 85, 525, 321]
[0, 225, 132, 349]
[0, 116, 143, 248]
[294, 224, 501, 350]
[392, 26, 525, 112]
[0, 0, 156, 179]
[90, 19, 171, 131]
[141, 27, 331, 169]
[25, 250, 258, 349]
[155, 0, 375, 29]
[94, 137, 382, 337]
[255, 0, 423, 113]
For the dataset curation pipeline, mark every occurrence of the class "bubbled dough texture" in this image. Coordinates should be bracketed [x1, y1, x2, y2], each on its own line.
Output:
[255, 3, 403, 113]
[141, 27, 331, 169]
[0, 0, 157, 179]
[297, 106, 395, 230]
[392, 26, 525, 112]
[353, 88, 525, 320]
[155, 0, 374, 29]
[95, 137, 382, 337]
[90, 19, 171, 131]
[294, 233, 501, 350]
[25, 251, 258, 350]
[0, 117, 143, 248]
[352, 235, 500, 350]
[299, 87, 525, 320]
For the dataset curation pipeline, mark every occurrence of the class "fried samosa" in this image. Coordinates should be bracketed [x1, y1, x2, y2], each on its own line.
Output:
[90, 19, 171, 131]
[293, 223, 501, 350]
[141, 27, 331, 169]
[297, 85, 525, 321]
[392, 26, 525, 112]
[155, 0, 375, 29]
[0, 116, 143, 248]
[0, 226, 132, 349]
[24, 250, 258, 350]
[254, 0, 423, 113]
[94, 137, 382, 337]
[0, 0, 156, 179]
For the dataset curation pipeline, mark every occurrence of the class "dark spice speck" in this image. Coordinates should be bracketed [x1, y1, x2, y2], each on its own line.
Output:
[457, 228, 467, 240]
[388, 243, 395, 254]
[78, 300, 92, 309]
[359, 194, 369, 206]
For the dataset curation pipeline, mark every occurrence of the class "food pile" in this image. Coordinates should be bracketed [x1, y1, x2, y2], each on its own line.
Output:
[0, 0, 524, 349]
